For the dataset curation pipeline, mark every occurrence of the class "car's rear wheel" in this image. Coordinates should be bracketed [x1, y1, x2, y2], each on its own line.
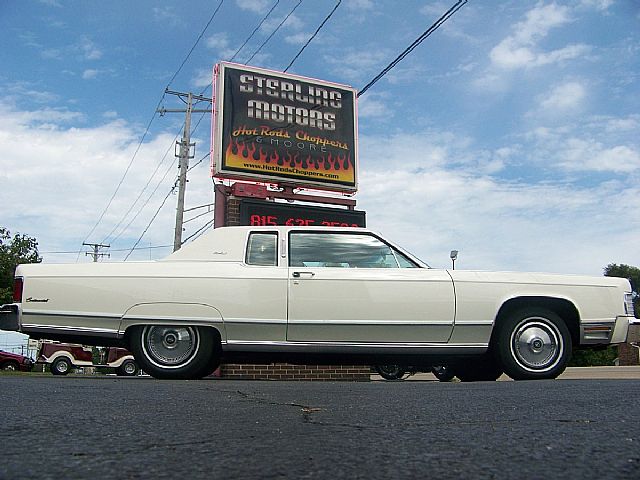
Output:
[50, 357, 72, 376]
[130, 325, 218, 380]
[494, 308, 572, 380]
[374, 365, 406, 380]
[116, 359, 139, 377]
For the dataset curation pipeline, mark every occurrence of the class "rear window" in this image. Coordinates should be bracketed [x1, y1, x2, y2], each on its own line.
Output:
[245, 233, 278, 266]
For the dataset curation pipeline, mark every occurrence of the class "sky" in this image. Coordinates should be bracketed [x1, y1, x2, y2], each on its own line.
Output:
[0, 0, 639, 350]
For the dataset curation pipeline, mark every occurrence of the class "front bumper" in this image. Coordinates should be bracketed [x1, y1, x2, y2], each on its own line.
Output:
[0, 304, 20, 332]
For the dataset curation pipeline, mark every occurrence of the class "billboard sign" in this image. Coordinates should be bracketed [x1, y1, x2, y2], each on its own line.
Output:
[212, 62, 358, 192]
[239, 199, 366, 228]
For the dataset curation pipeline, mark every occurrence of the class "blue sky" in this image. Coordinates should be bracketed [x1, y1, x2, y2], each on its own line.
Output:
[0, 0, 639, 283]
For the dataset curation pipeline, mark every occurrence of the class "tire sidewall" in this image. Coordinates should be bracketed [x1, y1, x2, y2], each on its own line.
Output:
[51, 357, 72, 375]
[495, 308, 572, 380]
[129, 325, 217, 380]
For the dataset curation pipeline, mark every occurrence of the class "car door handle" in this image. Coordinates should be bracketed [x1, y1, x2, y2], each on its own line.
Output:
[292, 271, 315, 278]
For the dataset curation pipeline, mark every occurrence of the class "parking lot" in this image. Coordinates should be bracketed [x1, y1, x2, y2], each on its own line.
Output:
[2, 371, 639, 479]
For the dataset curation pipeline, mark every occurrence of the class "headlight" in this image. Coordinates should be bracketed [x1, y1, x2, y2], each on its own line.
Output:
[624, 293, 635, 316]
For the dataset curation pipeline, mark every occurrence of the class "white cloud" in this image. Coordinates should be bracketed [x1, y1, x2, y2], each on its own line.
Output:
[489, 3, 590, 70]
[82, 69, 99, 80]
[357, 132, 640, 275]
[79, 37, 102, 60]
[0, 99, 214, 263]
[345, 0, 374, 11]
[235, 0, 270, 14]
[206, 33, 236, 60]
[539, 81, 586, 111]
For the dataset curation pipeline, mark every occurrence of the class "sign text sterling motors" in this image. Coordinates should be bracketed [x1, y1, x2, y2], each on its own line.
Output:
[212, 62, 358, 192]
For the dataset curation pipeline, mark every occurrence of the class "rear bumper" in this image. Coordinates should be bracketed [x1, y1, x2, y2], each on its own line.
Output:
[0, 304, 20, 332]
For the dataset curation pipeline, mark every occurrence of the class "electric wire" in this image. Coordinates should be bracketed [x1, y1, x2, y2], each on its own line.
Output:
[283, 0, 341, 72]
[245, 0, 303, 64]
[101, 124, 183, 244]
[124, 186, 176, 261]
[229, 0, 280, 62]
[166, 0, 225, 88]
[182, 218, 215, 244]
[80, 0, 225, 257]
[109, 151, 179, 244]
[358, 0, 467, 97]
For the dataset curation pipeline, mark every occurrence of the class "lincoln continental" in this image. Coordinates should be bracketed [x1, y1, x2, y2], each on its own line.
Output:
[1, 226, 637, 380]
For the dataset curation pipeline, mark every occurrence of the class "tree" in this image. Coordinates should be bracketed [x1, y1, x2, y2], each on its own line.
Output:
[569, 263, 640, 367]
[0, 228, 42, 304]
[604, 263, 639, 318]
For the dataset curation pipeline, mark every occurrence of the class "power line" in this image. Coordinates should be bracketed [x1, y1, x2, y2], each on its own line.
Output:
[245, 0, 303, 64]
[183, 218, 215, 244]
[124, 186, 176, 261]
[167, 0, 225, 88]
[358, 0, 467, 97]
[229, 0, 280, 62]
[108, 152, 179, 244]
[81, 0, 225, 255]
[102, 125, 183, 244]
[284, 0, 342, 72]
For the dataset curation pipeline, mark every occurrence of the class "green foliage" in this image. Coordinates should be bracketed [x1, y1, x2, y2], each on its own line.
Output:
[0, 228, 42, 304]
[569, 346, 618, 367]
[604, 263, 639, 318]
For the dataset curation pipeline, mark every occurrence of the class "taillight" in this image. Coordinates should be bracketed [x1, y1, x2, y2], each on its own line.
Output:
[13, 277, 23, 303]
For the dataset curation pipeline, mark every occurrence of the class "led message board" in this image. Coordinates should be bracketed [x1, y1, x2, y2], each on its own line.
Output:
[239, 199, 365, 228]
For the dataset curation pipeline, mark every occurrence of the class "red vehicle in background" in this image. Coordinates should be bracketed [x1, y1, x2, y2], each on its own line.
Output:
[0, 350, 34, 372]
[37, 342, 139, 376]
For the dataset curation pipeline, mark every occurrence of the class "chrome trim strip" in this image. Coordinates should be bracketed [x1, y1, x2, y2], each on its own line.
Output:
[123, 314, 224, 323]
[224, 318, 287, 325]
[224, 340, 488, 354]
[21, 324, 120, 337]
[454, 320, 494, 325]
[23, 310, 121, 319]
[286, 319, 454, 326]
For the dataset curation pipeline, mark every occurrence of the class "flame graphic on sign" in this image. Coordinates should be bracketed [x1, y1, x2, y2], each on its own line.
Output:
[224, 137, 354, 183]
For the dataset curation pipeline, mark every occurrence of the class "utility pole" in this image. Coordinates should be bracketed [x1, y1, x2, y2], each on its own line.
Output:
[158, 89, 211, 251]
[83, 242, 110, 262]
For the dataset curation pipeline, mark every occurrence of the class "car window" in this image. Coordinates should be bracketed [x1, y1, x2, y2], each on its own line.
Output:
[394, 249, 419, 268]
[246, 233, 278, 266]
[289, 232, 401, 268]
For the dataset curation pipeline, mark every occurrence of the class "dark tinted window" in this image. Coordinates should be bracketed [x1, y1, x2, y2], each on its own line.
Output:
[246, 233, 277, 266]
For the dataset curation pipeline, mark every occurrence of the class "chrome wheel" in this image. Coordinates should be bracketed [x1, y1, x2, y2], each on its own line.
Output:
[141, 326, 199, 369]
[510, 318, 563, 372]
[123, 360, 137, 375]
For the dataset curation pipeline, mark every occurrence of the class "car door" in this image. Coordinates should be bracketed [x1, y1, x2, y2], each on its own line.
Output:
[286, 231, 455, 343]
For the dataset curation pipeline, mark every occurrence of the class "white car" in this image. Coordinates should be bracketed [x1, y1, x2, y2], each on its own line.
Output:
[1, 226, 637, 380]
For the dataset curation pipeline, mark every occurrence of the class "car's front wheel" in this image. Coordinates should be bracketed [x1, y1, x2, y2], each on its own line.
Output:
[494, 308, 572, 380]
[129, 325, 218, 380]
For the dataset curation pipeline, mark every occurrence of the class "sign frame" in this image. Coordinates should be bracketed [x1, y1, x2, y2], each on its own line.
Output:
[211, 62, 358, 193]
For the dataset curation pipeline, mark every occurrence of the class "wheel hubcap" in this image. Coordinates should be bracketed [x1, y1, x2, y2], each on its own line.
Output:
[511, 319, 563, 372]
[143, 326, 199, 368]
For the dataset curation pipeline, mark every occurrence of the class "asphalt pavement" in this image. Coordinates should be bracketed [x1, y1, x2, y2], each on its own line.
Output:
[1, 373, 639, 479]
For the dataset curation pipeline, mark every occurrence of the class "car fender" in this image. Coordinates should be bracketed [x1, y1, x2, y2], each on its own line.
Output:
[118, 302, 227, 342]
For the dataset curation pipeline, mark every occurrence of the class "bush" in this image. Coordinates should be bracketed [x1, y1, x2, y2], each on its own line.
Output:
[569, 346, 618, 367]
